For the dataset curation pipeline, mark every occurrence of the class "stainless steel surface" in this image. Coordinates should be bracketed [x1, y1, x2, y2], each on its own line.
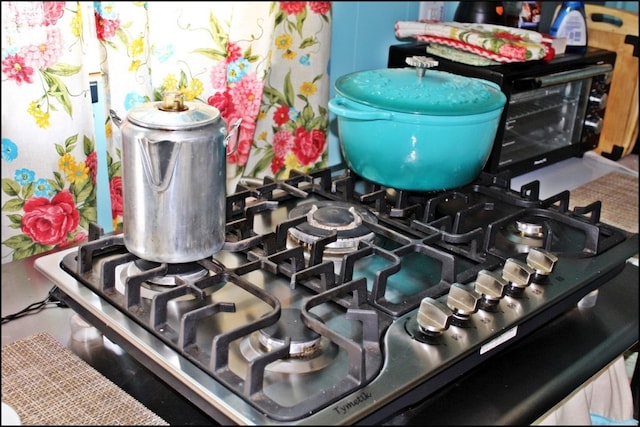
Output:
[3, 248, 638, 425]
[27, 163, 639, 425]
[534, 64, 613, 87]
[1, 249, 213, 425]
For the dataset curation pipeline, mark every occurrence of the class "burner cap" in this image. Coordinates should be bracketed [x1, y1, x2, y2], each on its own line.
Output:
[515, 220, 544, 238]
[288, 201, 377, 253]
[258, 308, 322, 357]
[128, 259, 208, 287]
[238, 308, 339, 374]
[500, 218, 546, 253]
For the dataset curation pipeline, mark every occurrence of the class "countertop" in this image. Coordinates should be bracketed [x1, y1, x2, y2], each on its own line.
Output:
[510, 150, 638, 199]
[2, 154, 639, 425]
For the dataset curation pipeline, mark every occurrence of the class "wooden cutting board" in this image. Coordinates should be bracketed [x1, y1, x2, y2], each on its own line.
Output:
[583, 5, 638, 159]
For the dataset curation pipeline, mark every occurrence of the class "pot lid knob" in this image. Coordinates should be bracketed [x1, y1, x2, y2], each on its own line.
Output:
[159, 91, 188, 112]
[405, 56, 439, 77]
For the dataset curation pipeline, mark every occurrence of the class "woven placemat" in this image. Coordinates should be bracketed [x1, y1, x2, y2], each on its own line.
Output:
[1, 332, 168, 426]
[568, 172, 639, 233]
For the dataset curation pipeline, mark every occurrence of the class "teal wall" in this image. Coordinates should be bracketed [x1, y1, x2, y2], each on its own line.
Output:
[328, 2, 426, 165]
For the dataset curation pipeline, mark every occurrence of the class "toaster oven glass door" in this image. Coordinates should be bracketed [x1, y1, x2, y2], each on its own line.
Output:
[499, 80, 589, 170]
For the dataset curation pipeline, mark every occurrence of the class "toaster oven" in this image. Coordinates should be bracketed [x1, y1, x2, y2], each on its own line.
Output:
[388, 43, 616, 177]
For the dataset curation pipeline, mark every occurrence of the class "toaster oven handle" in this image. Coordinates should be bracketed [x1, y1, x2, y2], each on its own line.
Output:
[513, 64, 613, 90]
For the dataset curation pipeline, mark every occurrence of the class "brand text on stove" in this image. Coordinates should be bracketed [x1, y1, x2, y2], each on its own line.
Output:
[333, 391, 373, 415]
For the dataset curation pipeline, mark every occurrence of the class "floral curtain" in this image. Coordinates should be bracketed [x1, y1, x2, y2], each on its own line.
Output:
[1, 1, 332, 264]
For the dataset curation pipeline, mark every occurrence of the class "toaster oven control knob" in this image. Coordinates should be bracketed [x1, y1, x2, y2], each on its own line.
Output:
[584, 115, 603, 135]
[417, 297, 452, 336]
[447, 283, 480, 326]
[526, 248, 558, 284]
[502, 258, 535, 298]
[474, 269, 508, 311]
[589, 92, 608, 110]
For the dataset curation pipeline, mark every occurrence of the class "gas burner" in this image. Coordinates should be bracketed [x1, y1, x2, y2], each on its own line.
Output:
[130, 259, 209, 287]
[499, 218, 547, 254]
[115, 259, 209, 299]
[238, 308, 339, 374]
[287, 201, 377, 256]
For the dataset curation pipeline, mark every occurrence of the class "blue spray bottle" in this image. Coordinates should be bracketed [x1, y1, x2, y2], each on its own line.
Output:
[549, 1, 588, 54]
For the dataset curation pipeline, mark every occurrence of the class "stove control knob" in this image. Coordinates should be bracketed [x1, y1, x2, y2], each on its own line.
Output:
[526, 248, 558, 283]
[447, 283, 480, 316]
[474, 269, 508, 311]
[502, 258, 535, 298]
[417, 297, 452, 335]
[447, 283, 481, 326]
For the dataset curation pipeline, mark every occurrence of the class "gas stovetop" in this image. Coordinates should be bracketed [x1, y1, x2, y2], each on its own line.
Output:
[34, 166, 639, 425]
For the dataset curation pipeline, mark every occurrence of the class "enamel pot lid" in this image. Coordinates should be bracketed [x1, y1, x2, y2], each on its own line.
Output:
[334, 67, 506, 116]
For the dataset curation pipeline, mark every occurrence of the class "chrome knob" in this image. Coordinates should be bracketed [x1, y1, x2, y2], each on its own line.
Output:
[447, 283, 480, 316]
[526, 248, 558, 283]
[502, 258, 535, 297]
[475, 269, 508, 311]
[447, 283, 481, 326]
[589, 92, 607, 110]
[417, 297, 452, 335]
[584, 115, 603, 134]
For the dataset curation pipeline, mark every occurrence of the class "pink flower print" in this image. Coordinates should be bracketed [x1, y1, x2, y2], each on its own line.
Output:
[271, 156, 285, 174]
[42, 2, 65, 26]
[208, 91, 236, 119]
[6, 2, 43, 27]
[227, 121, 255, 166]
[309, 2, 331, 14]
[280, 2, 307, 15]
[229, 73, 264, 118]
[86, 151, 97, 185]
[95, 11, 120, 41]
[58, 231, 88, 248]
[20, 28, 63, 69]
[110, 176, 123, 219]
[273, 129, 294, 158]
[226, 41, 243, 63]
[273, 105, 290, 127]
[21, 190, 80, 246]
[209, 61, 228, 91]
[1, 54, 34, 85]
[292, 128, 326, 165]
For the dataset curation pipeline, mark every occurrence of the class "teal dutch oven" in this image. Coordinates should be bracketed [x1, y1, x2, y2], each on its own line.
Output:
[329, 65, 506, 191]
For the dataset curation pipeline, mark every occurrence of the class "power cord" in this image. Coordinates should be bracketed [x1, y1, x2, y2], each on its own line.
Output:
[1, 286, 67, 324]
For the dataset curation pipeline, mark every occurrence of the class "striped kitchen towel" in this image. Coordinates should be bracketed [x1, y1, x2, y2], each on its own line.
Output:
[395, 21, 554, 63]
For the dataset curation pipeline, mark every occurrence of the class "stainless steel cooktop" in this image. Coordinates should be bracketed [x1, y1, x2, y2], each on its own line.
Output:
[34, 167, 639, 424]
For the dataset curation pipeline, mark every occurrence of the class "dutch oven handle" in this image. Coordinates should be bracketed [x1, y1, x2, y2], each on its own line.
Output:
[328, 98, 393, 121]
[225, 118, 242, 156]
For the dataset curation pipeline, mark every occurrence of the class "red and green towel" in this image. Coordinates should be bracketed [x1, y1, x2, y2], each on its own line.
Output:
[395, 21, 554, 64]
